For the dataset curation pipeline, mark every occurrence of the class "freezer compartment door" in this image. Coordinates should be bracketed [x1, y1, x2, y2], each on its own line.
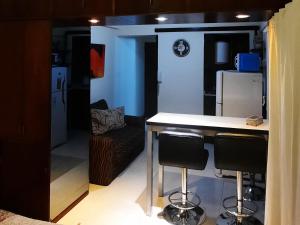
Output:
[52, 67, 67, 93]
[222, 72, 262, 117]
[51, 91, 67, 148]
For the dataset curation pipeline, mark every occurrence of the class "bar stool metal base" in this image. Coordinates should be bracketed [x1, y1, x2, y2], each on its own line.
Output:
[162, 204, 206, 225]
[216, 213, 263, 225]
[243, 186, 265, 202]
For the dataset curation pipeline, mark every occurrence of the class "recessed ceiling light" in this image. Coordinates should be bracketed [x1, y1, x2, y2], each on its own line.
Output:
[89, 18, 100, 24]
[236, 14, 251, 19]
[155, 16, 168, 22]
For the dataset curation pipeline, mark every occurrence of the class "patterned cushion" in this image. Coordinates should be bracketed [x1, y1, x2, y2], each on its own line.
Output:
[0, 210, 60, 224]
[0, 210, 13, 222]
[91, 106, 126, 135]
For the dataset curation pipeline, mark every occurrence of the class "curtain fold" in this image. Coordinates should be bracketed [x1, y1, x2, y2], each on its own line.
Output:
[266, 0, 300, 224]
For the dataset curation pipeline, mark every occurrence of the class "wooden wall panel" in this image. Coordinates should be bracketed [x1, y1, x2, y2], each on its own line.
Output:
[0, 140, 50, 220]
[0, 0, 291, 19]
[52, 0, 83, 18]
[0, 20, 51, 221]
[0, 0, 51, 19]
[52, 0, 113, 18]
[0, 22, 25, 139]
[114, 0, 289, 15]
[188, 0, 288, 12]
[151, 0, 188, 13]
[114, 0, 150, 15]
[83, 0, 113, 16]
[23, 21, 52, 141]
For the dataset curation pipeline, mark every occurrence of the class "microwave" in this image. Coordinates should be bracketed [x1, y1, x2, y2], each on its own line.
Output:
[235, 53, 261, 72]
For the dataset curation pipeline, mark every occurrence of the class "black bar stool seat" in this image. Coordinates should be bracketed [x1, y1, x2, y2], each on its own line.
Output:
[159, 129, 209, 225]
[214, 133, 267, 225]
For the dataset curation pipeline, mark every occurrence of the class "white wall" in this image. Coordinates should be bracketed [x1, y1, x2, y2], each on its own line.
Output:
[156, 30, 255, 115]
[91, 23, 261, 115]
[91, 26, 149, 116]
[135, 37, 146, 116]
[114, 37, 137, 114]
[158, 32, 204, 114]
[114, 36, 150, 116]
[90, 26, 116, 107]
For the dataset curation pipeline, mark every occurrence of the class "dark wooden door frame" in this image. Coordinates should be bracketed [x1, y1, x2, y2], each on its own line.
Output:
[144, 38, 158, 119]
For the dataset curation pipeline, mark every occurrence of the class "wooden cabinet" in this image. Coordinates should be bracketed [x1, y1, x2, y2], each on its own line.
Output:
[83, 0, 113, 16]
[22, 21, 52, 141]
[52, 0, 84, 18]
[0, 20, 51, 221]
[0, 0, 290, 19]
[150, 0, 188, 13]
[0, 140, 50, 220]
[0, 0, 51, 19]
[0, 22, 25, 138]
[114, 0, 186, 15]
[188, 0, 288, 12]
[114, 0, 150, 15]
[52, 0, 113, 18]
[113, 0, 289, 16]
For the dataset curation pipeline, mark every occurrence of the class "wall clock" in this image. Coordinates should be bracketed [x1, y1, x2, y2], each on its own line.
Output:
[173, 39, 190, 57]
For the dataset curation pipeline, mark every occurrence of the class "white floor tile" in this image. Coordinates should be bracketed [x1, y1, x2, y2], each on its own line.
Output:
[58, 137, 265, 225]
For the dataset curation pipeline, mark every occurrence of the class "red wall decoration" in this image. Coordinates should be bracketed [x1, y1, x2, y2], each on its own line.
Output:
[90, 44, 105, 78]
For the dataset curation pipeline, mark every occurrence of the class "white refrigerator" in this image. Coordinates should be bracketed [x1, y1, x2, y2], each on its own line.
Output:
[51, 67, 67, 148]
[216, 70, 262, 117]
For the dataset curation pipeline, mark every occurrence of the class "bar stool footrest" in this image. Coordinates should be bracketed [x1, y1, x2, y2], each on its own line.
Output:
[168, 191, 201, 210]
[216, 212, 263, 225]
[223, 196, 257, 218]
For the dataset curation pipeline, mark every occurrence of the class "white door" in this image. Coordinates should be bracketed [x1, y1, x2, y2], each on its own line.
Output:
[157, 33, 204, 115]
[51, 91, 67, 148]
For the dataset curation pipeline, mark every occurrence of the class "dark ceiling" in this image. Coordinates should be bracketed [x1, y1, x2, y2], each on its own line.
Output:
[105, 11, 274, 26]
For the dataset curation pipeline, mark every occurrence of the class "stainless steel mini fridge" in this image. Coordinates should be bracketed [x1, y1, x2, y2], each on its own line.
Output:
[216, 70, 262, 117]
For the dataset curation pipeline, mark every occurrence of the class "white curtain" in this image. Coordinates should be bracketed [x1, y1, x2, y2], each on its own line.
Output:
[266, 0, 300, 224]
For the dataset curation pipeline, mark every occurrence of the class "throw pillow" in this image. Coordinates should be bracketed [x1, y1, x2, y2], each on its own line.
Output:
[91, 106, 126, 135]
[90, 99, 108, 110]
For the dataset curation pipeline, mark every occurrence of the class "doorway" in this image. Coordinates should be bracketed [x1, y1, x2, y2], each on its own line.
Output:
[144, 41, 158, 119]
[69, 35, 90, 130]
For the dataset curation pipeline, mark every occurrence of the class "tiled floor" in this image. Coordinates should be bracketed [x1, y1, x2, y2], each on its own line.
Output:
[58, 138, 265, 225]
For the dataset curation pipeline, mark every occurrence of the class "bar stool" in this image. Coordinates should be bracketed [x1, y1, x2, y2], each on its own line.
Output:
[214, 133, 267, 225]
[243, 173, 265, 202]
[159, 129, 209, 225]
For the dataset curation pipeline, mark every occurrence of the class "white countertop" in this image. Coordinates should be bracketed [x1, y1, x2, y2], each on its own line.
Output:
[146, 113, 269, 132]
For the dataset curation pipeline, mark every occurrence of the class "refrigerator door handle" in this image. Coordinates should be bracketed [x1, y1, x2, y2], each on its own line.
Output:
[216, 102, 223, 116]
[62, 79, 66, 110]
[262, 96, 266, 106]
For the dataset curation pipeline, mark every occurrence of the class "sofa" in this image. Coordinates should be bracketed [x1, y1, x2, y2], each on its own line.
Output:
[89, 100, 145, 186]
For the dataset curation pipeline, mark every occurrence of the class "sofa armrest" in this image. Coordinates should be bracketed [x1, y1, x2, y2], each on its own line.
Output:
[124, 115, 145, 129]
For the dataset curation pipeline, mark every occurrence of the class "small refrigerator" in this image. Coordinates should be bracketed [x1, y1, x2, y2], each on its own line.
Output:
[216, 70, 262, 117]
[51, 67, 67, 148]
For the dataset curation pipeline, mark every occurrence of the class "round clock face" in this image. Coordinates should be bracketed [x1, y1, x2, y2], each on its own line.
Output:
[173, 39, 190, 57]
